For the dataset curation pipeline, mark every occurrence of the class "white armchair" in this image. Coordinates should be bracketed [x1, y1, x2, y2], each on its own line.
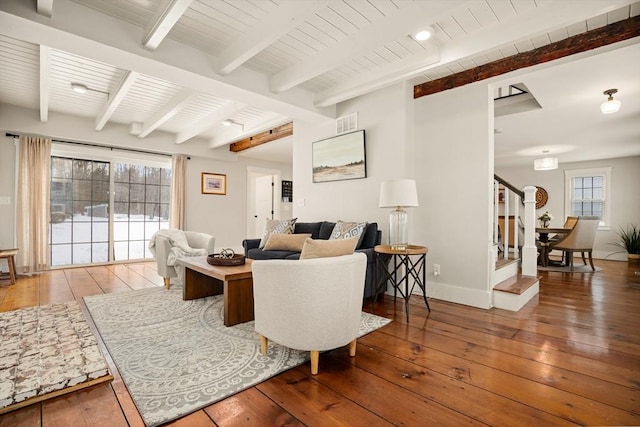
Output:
[251, 252, 367, 375]
[151, 230, 216, 288]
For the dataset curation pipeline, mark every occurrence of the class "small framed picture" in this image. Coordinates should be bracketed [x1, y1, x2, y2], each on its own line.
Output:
[201, 172, 226, 195]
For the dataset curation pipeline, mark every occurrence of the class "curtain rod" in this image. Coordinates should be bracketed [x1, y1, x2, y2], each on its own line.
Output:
[4, 132, 190, 159]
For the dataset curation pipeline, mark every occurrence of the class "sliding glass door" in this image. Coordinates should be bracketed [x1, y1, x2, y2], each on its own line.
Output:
[113, 164, 170, 261]
[50, 154, 171, 267]
[50, 157, 110, 266]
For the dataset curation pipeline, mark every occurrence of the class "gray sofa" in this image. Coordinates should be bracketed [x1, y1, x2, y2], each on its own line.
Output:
[242, 221, 381, 298]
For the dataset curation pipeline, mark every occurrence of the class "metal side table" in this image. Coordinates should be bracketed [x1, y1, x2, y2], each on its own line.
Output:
[374, 244, 430, 321]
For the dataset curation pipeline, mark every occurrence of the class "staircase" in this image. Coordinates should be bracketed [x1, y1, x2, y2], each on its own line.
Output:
[491, 176, 539, 311]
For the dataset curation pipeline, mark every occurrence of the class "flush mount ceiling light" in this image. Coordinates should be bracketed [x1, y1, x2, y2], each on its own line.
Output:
[221, 119, 244, 130]
[534, 150, 558, 171]
[412, 29, 432, 41]
[601, 88, 621, 114]
[70, 83, 88, 94]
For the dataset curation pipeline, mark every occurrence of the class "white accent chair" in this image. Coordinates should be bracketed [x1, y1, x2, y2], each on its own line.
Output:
[251, 252, 367, 375]
[154, 231, 215, 288]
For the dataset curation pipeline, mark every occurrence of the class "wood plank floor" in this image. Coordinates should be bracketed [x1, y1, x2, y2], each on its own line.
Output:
[1, 259, 638, 426]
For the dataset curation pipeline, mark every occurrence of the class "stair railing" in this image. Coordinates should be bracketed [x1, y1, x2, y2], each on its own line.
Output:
[493, 175, 537, 276]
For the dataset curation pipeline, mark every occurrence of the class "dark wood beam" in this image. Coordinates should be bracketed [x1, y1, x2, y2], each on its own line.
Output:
[414, 15, 640, 99]
[229, 122, 293, 152]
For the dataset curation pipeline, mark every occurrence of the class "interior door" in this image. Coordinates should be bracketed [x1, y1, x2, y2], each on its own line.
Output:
[254, 175, 274, 237]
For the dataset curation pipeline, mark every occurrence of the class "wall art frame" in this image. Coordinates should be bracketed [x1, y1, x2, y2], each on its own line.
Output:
[312, 129, 366, 183]
[201, 172, 227, 195]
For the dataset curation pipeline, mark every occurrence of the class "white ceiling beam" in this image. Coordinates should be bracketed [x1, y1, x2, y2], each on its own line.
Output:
[176, 101, 247, 144]
[142, 0, 193, 50]
[269, 1, 466, 93]
[37, 0, 53, 18]
[314, 0, 635, 107]
[39, 45, 50, 122]
[0, 0, 334, 122]
[216, 1, 321, 75]
[138, 89, 198, 138]
[95, 70, 139, 131]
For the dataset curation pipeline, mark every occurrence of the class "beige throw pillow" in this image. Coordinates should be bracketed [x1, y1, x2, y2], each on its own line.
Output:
[259, 218, 297, 248]
[329, 220, 367, 247]
[263, 233, 311, 252]
[299, 236, 358, 260]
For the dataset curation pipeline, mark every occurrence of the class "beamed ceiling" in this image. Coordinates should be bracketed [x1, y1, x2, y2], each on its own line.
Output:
[0, 0, 638, 166]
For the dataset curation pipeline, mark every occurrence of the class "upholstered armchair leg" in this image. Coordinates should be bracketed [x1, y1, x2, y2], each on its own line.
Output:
[163, 277, 171, 289]
[310, 351, 320, 375]
[589, 252, 595, 271]
[581, 252, 587, 265]
[260, 335, 268, 355]
[349, 339, 357, 357]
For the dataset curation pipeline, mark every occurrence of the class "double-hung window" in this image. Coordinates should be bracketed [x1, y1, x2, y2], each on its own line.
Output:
[564, 167, 611, 229]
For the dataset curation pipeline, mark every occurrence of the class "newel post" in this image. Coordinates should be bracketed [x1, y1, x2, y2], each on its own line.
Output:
[521, 186, 538, 276]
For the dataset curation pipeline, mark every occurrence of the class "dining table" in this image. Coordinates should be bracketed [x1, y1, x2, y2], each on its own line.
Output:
[536, 227, 572, 266]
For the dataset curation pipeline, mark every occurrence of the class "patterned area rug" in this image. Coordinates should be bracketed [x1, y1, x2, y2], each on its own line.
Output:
[0, 302, 112, 413]
[84, 287, 391, 427]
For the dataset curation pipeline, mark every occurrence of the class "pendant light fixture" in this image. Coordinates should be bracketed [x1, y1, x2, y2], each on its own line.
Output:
[600, 89, 621, 114]
[534, 150, 558, 171]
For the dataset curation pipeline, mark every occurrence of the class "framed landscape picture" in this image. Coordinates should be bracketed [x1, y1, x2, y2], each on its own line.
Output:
[312, 130, 366, 183]
[201, 172, 226, 195]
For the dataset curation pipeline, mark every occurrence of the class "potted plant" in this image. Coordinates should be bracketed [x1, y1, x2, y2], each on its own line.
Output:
[611, 224, 640, 261]
[537, 211, 553, 228]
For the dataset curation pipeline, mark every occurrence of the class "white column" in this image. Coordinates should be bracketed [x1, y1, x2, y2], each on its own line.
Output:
[521, 186, 538, 276]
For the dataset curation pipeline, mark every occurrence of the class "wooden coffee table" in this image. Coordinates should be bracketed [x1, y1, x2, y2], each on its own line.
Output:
[175, 256, 254, 327]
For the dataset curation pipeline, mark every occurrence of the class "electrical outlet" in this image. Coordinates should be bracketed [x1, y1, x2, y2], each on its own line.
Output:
[0, 196, 11, 205]
[434, 264, 440, 276]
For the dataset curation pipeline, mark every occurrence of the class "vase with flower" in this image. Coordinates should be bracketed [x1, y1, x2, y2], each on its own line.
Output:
[538, 211, 553, 228]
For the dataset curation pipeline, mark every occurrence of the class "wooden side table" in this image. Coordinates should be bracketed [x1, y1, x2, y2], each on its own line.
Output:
[0, 248, 18, 285]
[374, 244, 430, 321]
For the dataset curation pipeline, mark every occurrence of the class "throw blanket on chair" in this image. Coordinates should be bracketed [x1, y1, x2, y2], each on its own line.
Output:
[149, 229, 208, 266]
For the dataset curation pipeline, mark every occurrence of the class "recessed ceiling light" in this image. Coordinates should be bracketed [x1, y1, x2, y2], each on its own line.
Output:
[70, 83, 88, 94]
[222, 119, 233, 126]
[413, 29, 432, 42]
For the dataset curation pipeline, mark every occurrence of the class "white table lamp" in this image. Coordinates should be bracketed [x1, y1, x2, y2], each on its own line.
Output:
[379, 179, 419, 250]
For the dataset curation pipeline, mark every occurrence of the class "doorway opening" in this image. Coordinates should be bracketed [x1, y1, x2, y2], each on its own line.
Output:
[246, 167, 281, 239]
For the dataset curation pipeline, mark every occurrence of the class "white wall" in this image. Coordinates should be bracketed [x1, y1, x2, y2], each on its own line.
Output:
[292, 83, 411, 237]
[496, 156, 640, 261]
[413, 83, 495, 309]
[0, 105, 291, 255]
[293, 81, 496, 309]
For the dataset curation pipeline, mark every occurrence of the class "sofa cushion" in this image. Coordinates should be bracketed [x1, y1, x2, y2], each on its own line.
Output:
[259, 218, 297, 248]
[359, 222, 379, 249]
[293, 222, 323, 239]
[300, 236, 358, 260]
[263, 233, 311, 251]
[318, 221, 336, 240]
[247, 248, 299, 260]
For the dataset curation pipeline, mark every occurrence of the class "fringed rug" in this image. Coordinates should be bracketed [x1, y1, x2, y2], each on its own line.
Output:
[0, 302, 112, 414]
[84, 287, 391, 427]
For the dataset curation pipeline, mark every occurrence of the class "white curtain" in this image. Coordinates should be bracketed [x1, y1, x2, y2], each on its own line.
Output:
[16, 135, 51, 273]
[169, 154, 187, 230]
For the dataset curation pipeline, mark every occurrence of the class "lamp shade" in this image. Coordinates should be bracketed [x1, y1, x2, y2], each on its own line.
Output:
[379, 179, 419, 207]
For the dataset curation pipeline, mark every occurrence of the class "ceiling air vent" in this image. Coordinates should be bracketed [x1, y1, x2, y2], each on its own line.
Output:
[336, 112, 358, 135]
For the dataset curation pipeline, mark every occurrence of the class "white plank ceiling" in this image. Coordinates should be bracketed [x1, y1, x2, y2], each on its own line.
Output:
[0, 0, 638, 165]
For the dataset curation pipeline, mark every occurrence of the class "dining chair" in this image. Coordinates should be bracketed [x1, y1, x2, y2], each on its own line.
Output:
[548, 216, 600, 270]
